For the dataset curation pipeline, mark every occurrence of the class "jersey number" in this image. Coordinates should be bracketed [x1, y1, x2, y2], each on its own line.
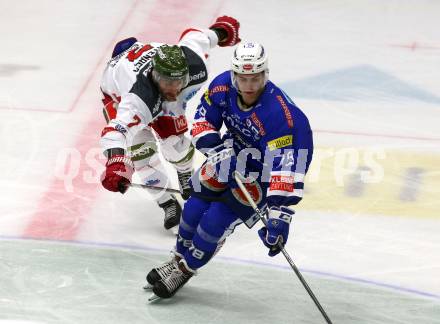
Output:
[126, 44, 153, 62]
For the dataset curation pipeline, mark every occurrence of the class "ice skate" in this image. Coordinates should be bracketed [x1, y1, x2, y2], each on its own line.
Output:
[158, 195, 182, 229]
[143, 283, 153, 290]
[150, 260, 195, 300]
[145, 256, 179, 288]
[177, 169, 192, 200]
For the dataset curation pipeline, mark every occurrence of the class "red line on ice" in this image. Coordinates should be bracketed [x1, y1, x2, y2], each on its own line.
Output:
[22, 0, 143, 239]
[23, 0, 219, 240]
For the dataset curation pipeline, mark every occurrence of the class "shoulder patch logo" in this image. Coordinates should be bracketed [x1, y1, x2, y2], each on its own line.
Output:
[267, 135, 293, 151]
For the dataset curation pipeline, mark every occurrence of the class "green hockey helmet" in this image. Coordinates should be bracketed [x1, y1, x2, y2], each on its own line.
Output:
[152, 45, 189, 88]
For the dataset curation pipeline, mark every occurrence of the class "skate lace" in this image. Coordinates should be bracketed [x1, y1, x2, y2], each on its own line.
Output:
[177, 171, 192, 190]
[163, 268, 192, 292]
[156, 260, 177, 278]
[162, 201, 177, 219]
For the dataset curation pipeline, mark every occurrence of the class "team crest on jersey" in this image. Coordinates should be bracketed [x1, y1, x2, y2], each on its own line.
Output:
[222, 112, 261, 141]
[231, 181, 263, 206]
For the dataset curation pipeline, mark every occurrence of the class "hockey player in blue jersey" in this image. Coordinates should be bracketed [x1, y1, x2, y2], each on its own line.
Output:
[145, 41, 314, 300]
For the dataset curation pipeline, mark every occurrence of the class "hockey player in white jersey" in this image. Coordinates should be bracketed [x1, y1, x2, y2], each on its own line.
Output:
[100, 16, 241, 229]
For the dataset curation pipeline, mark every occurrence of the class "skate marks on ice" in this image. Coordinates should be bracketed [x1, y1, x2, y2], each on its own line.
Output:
[0, 239, 439, 324]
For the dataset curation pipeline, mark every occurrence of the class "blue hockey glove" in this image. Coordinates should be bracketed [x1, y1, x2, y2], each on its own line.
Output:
[258, 206, 294, 257]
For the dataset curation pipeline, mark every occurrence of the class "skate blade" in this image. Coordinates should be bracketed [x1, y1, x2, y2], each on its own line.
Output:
[170, 226, 178, 236]
[143, 284, 153, 290]
[148, 293, 161, 302]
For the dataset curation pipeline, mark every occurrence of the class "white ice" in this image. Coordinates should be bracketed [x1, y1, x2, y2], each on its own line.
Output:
[0, 1, 439, 323]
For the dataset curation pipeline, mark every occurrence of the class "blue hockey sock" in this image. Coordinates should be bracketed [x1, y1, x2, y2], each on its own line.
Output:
[175, 197, 210, 256]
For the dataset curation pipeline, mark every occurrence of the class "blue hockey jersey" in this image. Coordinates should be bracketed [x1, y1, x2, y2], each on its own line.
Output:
[191, 71, 314, 208]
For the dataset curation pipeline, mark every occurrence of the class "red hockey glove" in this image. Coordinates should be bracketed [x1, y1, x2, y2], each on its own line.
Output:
[210, 15, 241, 47]
[101, 155, 134, 193]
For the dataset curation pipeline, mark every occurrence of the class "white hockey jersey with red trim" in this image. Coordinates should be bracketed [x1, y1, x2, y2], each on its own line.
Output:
[100, 28, 219, 153]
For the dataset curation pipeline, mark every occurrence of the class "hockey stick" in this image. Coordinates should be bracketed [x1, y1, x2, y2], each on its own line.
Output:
[233, 171, 333, 324]
[129, 183, 182, 194]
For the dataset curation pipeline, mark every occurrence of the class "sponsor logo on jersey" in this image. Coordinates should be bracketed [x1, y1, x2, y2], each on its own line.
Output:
[174, 115, 188, 132]
[276, 95, 294, 128]
[267, 135, 293, 151]
[189, 70, 206, 82]
[231, 132, 253, 148]
[109, 43, 140, 67]
[145, 179, 160, 185]
[269, 175, 295, 192]
[185, 89, 198, 101]
[250, 112, 266, 136]
[129, 143, 156, 161]
[152, 99, 162, 116]
[209, 85, 229, 96]
[115, 124, 127, 133]
[191, 121, 216, 137]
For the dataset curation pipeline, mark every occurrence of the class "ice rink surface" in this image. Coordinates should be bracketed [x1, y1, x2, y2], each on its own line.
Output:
[1, 0, 439, 323]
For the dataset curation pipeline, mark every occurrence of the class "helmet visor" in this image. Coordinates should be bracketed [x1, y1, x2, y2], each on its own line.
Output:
[153, 70, 189, 88]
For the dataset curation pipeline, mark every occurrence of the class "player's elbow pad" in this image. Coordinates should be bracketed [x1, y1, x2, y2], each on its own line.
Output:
[195, 133, 222, 155]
